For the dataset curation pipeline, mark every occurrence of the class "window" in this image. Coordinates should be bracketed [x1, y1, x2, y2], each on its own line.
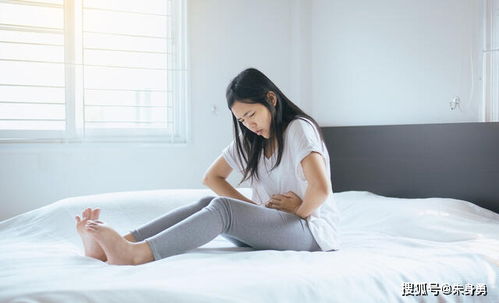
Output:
[484, 0, 499, 121]
[0, 0, 188, 143]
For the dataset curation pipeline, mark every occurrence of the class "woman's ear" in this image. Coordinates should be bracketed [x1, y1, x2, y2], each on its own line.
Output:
[267, 91, 277, 107]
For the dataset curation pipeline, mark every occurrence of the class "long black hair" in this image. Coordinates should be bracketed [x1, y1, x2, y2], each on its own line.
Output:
[226, 68, 325, 186]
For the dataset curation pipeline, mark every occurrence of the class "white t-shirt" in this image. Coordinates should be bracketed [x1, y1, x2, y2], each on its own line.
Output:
[221, 117, 341, 251]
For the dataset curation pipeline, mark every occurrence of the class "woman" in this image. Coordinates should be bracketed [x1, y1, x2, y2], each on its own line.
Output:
[75, 68, 340, 265]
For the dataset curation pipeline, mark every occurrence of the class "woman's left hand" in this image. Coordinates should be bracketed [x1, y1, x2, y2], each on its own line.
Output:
[265, 191, 302, 215]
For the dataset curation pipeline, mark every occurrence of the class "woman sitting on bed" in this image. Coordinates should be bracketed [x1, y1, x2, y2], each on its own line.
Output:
[75, 68, 341, 265]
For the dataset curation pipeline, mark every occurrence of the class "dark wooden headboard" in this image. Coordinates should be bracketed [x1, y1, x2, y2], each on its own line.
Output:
[321, 122, 499, 214]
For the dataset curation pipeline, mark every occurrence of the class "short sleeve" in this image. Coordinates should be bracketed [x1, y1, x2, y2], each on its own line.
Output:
[287, 118, 326, 181]
[221, 140, 244, 174]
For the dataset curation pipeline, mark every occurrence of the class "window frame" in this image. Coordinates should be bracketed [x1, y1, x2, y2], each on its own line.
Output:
[0, 0, 189, 144]
[484, 0, 499, 122]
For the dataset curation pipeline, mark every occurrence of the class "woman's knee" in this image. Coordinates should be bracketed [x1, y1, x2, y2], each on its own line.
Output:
[206, 196, 236, 217]
[196, 196, 233, 212]
[196, 195, 217, 208]
[207, 196, 242, 208]
[207, 196, 228, 208]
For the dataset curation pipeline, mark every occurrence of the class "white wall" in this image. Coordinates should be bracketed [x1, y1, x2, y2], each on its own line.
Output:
[0, 0, 302, 220]
[0, 0, 485, 220]
[309, 0, 484, 126]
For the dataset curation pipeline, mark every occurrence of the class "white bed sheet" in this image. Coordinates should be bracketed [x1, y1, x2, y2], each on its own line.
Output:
[1, 189, 498, 303]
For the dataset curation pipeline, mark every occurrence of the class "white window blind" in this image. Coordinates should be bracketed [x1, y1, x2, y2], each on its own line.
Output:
[0, 0, 66, 138]
[0, 0, 188, 143]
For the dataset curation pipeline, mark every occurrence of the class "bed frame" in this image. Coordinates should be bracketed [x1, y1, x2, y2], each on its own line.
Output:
[321, 122, 499, 214]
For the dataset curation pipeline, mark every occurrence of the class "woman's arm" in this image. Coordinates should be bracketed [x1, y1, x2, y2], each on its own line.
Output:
[203, 177, 257, 204]
[295, 152, 331, 219]
[202, 155, 257, 205]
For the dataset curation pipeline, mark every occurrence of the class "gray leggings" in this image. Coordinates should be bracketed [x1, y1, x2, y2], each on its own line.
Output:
[129, 195, 321, 260]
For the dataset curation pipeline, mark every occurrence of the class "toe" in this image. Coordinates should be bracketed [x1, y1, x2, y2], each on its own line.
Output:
[75, 215, 81, 223]
[89, 220, 104, 224]
[91, 208, 101, 220]
[83, 208, 91, 219]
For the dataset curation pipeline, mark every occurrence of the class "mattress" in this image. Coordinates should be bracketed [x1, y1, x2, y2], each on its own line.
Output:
[1, 188, 498, 302]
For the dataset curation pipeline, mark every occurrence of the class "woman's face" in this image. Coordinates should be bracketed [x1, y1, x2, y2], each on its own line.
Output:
[231, 94, 276, 139]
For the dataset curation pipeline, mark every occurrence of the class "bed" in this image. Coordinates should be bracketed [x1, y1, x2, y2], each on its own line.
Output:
[1, 122, 498, 302]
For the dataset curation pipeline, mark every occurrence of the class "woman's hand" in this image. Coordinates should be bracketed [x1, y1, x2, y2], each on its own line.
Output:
[265, 191, 302, 215]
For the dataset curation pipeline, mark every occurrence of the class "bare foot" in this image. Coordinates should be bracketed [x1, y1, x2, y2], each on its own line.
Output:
[75, 208, 107, 261]
[85, 220, 154, 265]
